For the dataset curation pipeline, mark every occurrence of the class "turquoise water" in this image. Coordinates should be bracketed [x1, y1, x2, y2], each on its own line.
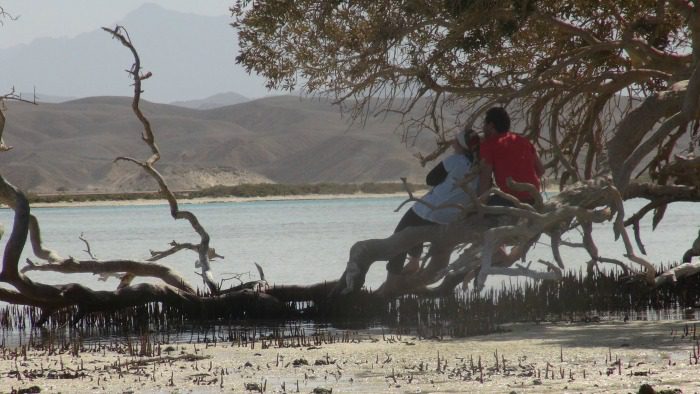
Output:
[0, 197, 402, 291]
[0, 196, 697, 293]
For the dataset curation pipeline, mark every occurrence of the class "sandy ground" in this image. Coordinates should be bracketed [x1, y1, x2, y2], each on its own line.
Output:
[1, 320, 699, 393]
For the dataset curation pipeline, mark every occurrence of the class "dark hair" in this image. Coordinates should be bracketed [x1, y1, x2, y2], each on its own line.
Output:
[461, 127, 480, 163]
[484, 107, 510, 133]
[463, 128, 480, 151]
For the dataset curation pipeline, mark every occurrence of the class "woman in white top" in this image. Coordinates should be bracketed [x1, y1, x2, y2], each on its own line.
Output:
[384, 128, 480, 278]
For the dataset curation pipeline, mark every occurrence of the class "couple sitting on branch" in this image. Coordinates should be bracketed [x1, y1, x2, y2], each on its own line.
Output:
[337, 106, 545, 297]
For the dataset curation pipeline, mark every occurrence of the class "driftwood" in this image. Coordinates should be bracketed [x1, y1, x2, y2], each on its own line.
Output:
[332, 174, 699, 298]
[333, 178, 608, 296]
[21, 258, 196, 293]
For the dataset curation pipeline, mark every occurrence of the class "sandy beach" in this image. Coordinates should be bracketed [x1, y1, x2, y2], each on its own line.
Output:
[23, 185, 564, 209]
[2, 320, 698, 393]
[24, 192, 418, 209]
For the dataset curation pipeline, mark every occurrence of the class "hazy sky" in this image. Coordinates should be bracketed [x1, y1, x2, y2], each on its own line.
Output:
[0, 1, 283, 101]
[0, 1, 232, 49]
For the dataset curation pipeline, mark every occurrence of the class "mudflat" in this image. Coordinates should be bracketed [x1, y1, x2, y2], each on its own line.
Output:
[1, 320, 697, 393]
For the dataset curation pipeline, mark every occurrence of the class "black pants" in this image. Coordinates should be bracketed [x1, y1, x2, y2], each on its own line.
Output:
[485, 194, 534, 226]
[487, 194, 535, 207]
[386, 208, 436, 274]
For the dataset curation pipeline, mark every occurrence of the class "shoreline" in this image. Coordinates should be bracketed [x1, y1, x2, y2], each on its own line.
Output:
[21, 192, 417, 209]
[11, 187, 562, 209]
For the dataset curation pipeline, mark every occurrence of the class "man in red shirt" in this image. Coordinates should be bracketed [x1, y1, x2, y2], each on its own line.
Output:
[478, 107, 544, 205]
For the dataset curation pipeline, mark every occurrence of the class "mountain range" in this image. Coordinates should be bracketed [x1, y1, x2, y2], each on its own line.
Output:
[0, 95, 437, 193]
[169, 91, 250, 110]
[1, 3, 272, 103]
[21, 90, 250, 110]
[2, 4, 667, 194]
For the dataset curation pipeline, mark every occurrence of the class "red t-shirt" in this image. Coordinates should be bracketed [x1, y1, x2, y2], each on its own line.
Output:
[480, 132, 541, 202]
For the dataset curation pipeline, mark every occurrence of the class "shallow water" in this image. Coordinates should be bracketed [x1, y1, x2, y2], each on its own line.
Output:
[0, 197, 403, 292]
[0, 317, 336, 348]
[0, 195, 697, 346]
[0, 195, 697, 293]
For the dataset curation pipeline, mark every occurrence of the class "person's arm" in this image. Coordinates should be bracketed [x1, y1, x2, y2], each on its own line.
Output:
[478, 160, 493, 196]
[425, 162, 447, 186]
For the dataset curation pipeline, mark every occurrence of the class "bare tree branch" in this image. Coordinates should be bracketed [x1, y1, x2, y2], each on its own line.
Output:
[21, 258, 196, 293]
[103, 25, 220, 293]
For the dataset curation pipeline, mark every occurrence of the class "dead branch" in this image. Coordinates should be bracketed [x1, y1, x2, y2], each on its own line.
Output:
[0, 195, 62, 263]
[0, 109, 9, 152]
[0, 26, 301, 325]
[103, 25, 219, 293]
[659, 154, 700, 187]
[78, 232, 97, 259]
[335, 177, 619, 297]
[596, 257, 632, 275]
[0, 6, 18, 25]
[549, 231, 565, 269]
[0, 175, 71, 304]
[0, 93, 62, 266]
[0, 88, 38, 150]
[148, 241, 223, 262]
[336, 221, 479, 295]
[0, 174, 289, 321]
[606, 184, 656, 282]
[654, 262, 700, 287]
[21, 258, 196, 293]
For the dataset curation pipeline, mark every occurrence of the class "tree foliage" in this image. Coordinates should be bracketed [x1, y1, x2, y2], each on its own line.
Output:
[234, 0, 698, 187]
[234, 0, 700, 292]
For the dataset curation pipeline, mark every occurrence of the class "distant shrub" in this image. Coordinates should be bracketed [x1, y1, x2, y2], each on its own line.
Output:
[26, 182, 425, 204]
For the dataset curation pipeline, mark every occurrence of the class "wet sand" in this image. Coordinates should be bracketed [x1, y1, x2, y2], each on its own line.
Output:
[2, 320, 698, 393]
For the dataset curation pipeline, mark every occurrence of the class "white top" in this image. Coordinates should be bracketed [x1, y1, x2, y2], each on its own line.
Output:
[411, 153, 477, 224]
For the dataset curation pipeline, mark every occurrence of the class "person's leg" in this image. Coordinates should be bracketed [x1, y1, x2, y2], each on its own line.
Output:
[402, 255, 421, 274]
[485, 194, 517, 267]
[386, 209, 434, 274]
[341, 209, 434, 296]
[402, 232, 425, 274]
[381, 209, 436, 296]
[485, 194, 536, 266]
[486, 194, 515, 208]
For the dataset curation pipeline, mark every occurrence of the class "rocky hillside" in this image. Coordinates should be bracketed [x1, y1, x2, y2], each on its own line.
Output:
[0, 95, 438, 193]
